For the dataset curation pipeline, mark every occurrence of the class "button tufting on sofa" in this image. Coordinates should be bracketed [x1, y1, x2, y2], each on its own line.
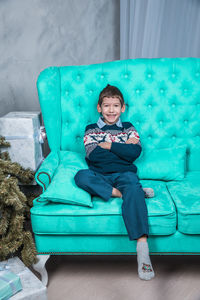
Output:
[172, 103, 176, 107]
[124, 73, 129, 78]
[171, 73, 176, 78]
[147, 73, 152, 78]
[195, 72, 200, 77]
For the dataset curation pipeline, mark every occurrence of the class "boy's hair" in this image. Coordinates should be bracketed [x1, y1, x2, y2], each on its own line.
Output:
[98, 84, 125, 107]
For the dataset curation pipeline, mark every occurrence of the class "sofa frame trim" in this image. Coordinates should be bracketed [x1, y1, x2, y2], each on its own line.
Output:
[36, 251, 200, 255]
[36, 172, 51, 190]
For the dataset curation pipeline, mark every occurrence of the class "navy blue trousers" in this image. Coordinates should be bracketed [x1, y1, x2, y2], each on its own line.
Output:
[74, 169, 149, 240]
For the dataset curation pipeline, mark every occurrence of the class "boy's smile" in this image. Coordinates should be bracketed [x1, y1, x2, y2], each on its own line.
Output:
[97, 97, 125, 125]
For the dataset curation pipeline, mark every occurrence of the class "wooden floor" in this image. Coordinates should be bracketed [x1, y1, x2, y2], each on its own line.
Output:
[32, 254, 200, 300]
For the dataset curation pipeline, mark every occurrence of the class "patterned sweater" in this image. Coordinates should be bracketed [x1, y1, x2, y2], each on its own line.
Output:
[83, 116, 142, 174]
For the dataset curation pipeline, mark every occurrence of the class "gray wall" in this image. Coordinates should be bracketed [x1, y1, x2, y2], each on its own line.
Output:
[0, 0, 120, 117]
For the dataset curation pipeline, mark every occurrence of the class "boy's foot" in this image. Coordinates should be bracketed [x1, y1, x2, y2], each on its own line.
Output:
[143, 187, 155, 198]
[136, 241, 155, 280]
[112, 187, 122, 198]
[112, 187, 155, 198]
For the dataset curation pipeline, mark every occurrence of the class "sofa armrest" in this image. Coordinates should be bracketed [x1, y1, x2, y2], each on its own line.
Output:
[35, 151, 60, 192]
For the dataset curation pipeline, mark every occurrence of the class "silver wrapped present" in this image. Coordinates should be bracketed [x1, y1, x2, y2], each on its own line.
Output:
[0, 257, 47, 300]
[0, 268, 22, 300]
[0, 111, 45, 172]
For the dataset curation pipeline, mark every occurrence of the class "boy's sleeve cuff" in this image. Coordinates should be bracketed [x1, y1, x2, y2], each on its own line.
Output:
[110, 142, 118, 152]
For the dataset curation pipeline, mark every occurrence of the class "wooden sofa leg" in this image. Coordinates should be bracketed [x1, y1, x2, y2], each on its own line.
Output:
[32, 254, 50, 286]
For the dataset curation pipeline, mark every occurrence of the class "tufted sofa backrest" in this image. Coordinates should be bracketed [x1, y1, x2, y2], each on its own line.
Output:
[37, 58, 200, 171]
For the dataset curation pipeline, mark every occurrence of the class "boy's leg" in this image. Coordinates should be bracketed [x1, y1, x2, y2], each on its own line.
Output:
[114, 171, 155, 280]
[74, 169, 113, 201]
[114, 171, 149, 240]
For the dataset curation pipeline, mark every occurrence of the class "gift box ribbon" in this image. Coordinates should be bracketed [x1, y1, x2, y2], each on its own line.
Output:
[3, 126, 46, 143]
[3, 132, 39, 140]
[0, 270, 17, 294]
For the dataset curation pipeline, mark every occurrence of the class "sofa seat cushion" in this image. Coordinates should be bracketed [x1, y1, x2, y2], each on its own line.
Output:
[166, 171, 200, 234]
[182, 171, 200, 184]
[31, 180, 176, 236]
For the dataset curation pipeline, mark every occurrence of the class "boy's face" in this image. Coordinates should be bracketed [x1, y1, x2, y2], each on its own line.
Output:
[97, 97, 125, 125]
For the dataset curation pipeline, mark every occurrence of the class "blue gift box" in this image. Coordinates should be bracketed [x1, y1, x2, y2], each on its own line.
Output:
[0, 270, 22, 300]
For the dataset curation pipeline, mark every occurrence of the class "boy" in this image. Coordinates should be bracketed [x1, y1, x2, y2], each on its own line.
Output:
[74, 84, 155, 280]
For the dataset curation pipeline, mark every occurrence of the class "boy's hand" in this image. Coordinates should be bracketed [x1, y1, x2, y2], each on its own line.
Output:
[126, 137, 140, 144]
[98, 138, 139, 149]
[98, 142, 112, 150]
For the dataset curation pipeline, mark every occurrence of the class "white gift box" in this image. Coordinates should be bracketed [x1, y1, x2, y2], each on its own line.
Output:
[0, 112, 44, 172]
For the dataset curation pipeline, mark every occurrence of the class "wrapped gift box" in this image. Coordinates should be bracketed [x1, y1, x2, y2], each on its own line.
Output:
[0, 257, 47, 300]
[0, 112, 44, 172]
[0, 269, 22, 300]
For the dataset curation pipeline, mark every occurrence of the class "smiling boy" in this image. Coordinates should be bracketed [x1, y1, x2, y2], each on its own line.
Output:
[74, 84, 155, 280]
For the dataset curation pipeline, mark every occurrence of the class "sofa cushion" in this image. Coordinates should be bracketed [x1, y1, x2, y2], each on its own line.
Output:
[37, 154, 93, 207]
[166, 171, 200, 234]
[59, 150, 87, 168]
[187, 146, 200, 172]
[135, 145, 187, 181]
[183, 171, 200, 184]
[31, 180, 176, 236]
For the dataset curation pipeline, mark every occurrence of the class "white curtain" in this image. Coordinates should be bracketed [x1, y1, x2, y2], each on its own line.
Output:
[120, 0, 200, 59]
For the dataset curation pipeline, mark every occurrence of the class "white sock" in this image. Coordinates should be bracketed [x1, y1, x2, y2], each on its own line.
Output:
[136, 241, 155, 280]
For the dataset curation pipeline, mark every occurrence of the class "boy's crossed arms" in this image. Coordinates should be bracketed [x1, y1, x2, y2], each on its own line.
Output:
[99, 137, 139, 150]
[84, 123, 141, 163]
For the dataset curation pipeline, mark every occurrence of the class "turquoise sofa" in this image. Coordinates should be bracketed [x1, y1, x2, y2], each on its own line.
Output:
[30, 58, 200, 284]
